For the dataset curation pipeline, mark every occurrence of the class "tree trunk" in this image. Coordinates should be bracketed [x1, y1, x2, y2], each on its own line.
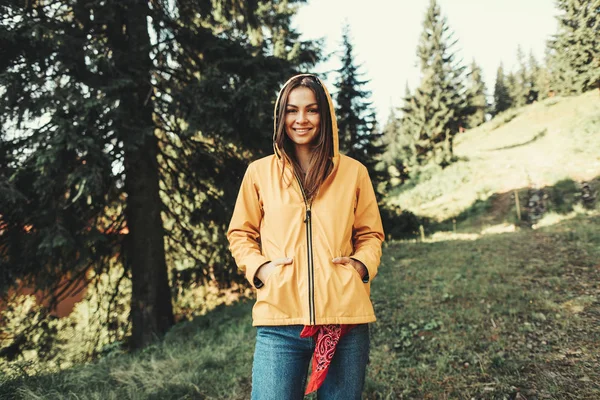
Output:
[113, 0, 174, 349]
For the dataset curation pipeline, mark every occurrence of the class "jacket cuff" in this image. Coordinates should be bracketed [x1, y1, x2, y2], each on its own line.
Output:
[243, 256, 271, 289]
[361, 270, 370, 283]
[350, 253, 377, 282]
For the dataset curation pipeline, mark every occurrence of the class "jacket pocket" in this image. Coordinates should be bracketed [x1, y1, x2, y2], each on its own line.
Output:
[254, 256, 302, 321]
[313, 252, 374, 320]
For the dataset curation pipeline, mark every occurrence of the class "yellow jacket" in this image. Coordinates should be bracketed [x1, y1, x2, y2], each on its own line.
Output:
[227, 75, 384, 326]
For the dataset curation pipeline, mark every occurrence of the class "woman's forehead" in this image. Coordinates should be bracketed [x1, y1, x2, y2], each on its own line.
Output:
[287, 86, 317, 105]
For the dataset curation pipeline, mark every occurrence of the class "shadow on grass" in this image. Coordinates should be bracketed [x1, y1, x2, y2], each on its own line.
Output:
[428, 175, 599, 234]
[487, 128, 547, 151]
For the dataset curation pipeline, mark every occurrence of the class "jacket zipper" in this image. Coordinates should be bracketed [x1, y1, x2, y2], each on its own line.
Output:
[294, 172, 316, 325]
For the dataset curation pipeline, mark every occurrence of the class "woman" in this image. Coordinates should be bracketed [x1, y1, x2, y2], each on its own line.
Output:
[227, 74, 384, 400]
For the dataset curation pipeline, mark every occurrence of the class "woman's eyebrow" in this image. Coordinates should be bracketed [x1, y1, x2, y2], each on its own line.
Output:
[286, 103, 318, 108]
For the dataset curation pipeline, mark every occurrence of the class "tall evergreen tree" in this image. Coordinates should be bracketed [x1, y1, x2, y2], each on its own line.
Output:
[401, 0, 466, 167]
[381, 107, 402, 168]
[334, 25, 386, 195]
[382, 105, 412, 185]
[505, 71, 520, 108]
[548, 0, 600, 94]
[364, 111, 388, 197]
[536, 48, 553, 100]
[398, 83, 418, 170]
[513, 45, 529, 107]
[527, 50, 542, 103]
[493, 63, 512, 115]
[464, 60, 488, 128]
[335, 24, 373, 157]
[0, 0, 319, 356]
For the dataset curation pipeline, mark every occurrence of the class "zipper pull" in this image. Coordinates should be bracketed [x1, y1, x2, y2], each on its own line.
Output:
[305, 208, 311, 223]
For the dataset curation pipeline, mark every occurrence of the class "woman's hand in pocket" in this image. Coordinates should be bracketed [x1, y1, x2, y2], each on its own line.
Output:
[256, 257, 293, 284]
[332, 257, 368, 279]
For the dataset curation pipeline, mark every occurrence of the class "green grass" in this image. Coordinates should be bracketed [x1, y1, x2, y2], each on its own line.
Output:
[368, 215, 600, 399]
[3, 214, 599, 399]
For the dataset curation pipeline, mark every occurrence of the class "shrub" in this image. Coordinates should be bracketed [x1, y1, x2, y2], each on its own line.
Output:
[380, 205, 422, 240]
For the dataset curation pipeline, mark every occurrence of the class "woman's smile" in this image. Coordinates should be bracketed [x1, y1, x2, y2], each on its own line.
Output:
[292, 127, 314, 134]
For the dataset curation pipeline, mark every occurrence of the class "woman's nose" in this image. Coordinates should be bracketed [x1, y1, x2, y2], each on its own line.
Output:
[296, 111, 308, 123]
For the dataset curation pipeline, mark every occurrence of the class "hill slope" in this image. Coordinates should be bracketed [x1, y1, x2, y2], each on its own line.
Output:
[391, 91, 600, 226]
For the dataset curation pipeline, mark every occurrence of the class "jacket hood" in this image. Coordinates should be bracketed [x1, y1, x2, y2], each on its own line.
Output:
[273, 74, 339, 160]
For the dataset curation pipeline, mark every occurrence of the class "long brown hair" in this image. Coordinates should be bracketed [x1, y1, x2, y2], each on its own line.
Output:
[274, 75, 334, 202]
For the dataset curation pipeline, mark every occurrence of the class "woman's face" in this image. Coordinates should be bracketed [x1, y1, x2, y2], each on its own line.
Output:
[284, 86, 321, 150]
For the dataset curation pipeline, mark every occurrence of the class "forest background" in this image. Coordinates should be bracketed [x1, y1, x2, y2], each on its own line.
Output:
[0, 0, 599, 398]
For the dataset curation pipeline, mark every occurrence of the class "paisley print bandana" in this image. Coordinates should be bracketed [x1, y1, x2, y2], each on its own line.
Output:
[299, 324, 355, 394]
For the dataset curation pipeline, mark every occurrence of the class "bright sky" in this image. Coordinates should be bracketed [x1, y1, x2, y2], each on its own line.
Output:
[292, 0, 559, 124]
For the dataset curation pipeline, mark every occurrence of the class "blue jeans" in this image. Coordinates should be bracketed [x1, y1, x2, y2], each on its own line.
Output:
[251, 324, 370, 400]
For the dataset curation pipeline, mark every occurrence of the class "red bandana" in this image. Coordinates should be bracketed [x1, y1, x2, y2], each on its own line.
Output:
[299, 324, 355, 394]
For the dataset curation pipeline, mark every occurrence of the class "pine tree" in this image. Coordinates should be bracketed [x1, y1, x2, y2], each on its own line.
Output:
[527, 50, 542, 103]
[513, 45, 529, 107]
[464, 60, 488, 128]
[536, 47, 554, 100]
[398, 83, 418, 170]
[335, 24, 372, 157]
[493, 63, 512, 115]
[381, 107, 402, 168]
[548, 0, 600, 94]
[382, 106, 412, 185]
[401, 0, 466, 167]
[363, 111, 388, 198]
[334, 25, 386, 195]
[506, 71, 520, 110]
[0, 0, 319, 355]
[381, 82, 418, 185]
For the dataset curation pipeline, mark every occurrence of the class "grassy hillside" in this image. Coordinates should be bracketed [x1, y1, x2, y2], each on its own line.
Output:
[2, 92, 599, 399]
[391, 91, 600, 230]
[3, 215, 598, 399]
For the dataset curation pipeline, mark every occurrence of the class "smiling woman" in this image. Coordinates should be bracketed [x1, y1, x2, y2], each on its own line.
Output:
[227, 74, 384, 399]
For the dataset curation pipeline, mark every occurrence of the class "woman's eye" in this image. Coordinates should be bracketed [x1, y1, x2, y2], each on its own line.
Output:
[285, 109, 297, 113]
[308, 109, 319, 114]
